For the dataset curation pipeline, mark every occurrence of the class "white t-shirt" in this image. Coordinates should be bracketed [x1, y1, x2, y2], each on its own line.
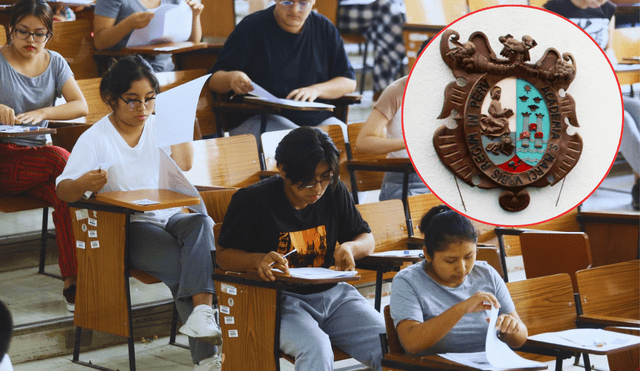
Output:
[0, 354, 13, 371]
[373, 76, 408, 159]
[56, 114, 180, 226]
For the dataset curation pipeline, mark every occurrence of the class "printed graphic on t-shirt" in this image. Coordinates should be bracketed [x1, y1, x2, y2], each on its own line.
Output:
[569, 17, 610, 49]
[277, 225, 327, 267]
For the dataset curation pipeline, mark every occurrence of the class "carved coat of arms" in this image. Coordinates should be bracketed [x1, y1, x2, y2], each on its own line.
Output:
[434, 30, 583, 212]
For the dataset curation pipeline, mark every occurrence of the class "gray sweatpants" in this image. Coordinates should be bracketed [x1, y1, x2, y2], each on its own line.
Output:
[129, 213, 216, 364]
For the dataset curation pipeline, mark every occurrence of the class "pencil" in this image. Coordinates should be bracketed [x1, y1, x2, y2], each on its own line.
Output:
[269, 248, 297, 267]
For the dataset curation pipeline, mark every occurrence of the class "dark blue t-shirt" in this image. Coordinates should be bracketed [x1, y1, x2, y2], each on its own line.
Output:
[210, 6, 355, 128]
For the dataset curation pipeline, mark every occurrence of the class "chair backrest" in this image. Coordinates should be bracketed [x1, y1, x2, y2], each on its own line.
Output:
[0, 24, 6, 45]
[202, 0, 235, 38]
[476, 245, 505, 279]
[47, 20, 99, 79]
[605, 326, 640, 371]
[384, 305, 405, 354]
[519, 231, 591, 292]
[506, 273, 577, 336]
[467, 0, 528, 11]
[313, 1, 338, 24]
[402, 24, 442, 72]
[404, 0, 468, 25]
[528, 0, 549, 7]
[577, 211, 639, 267]
[77, 77, 110, 125]
[199, 188, 238, 225]
[347, 122, 386, 192]
[576, 260, 640, 321]
[356, 199, 409, 253]
[611, 27, 640, 62]
[184, 135, 262, 189]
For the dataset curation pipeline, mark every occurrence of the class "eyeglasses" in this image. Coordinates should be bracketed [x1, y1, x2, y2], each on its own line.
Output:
[119, 96, 156, 111]
[299, 174, 333, 189]
[276, 0, 311, 11]
[13, 28, 50, 43]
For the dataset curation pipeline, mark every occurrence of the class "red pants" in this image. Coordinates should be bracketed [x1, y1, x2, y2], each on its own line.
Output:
[0, 143, 77, 279]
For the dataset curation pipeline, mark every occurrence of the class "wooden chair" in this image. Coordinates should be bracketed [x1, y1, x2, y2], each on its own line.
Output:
[402, 23, 443, 72]
[184, 134, 263, 190]
[519, 231, 592, 292]
[202, 0, 235, 39]
[383, 305, 405, 354]
[0, 24, 6, 45]
[604, 326, 640, 371]
[467, 0, 528, 11]
[404, 0, 468, 25]
[575, 260, 640, 328]
[577, 211, 639, 267]
[476, 245, 505, 280]
[506, 273, 581, 369]
[528, 0, 550, 8]
[47, 20, 99, 79]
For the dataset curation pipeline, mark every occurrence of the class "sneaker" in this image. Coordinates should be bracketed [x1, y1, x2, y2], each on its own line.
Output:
[180, 305, 223, 345]
[63, 284, 76, 312]
[194, 354, 223, 371]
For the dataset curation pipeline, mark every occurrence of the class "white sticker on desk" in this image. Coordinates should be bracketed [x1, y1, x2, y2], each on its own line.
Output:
[76, 241, 85, 249]
[90, 240, 100, 249]
[92, 210, 98, 218]
[81, 224, 87, 232]
[225, 285, 237, 295]
[228, 298, 234, 307]
[228, 329, 238, 338]
[88, 230, 97, 238]
[75, 209, 89, 221]
[224, 316, 234, 325]
[220, 305, 230, 315]
[88, 218, 97, 227]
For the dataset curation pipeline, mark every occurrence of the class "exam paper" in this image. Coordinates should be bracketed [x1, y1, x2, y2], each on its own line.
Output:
[529, 328, 640, 352]
[370, 250, 423, 258]
[155, 74, 211, 148]
[158, 149, 206, 214]
[248, 82, 335, 109]
[126, 1, 192, 47]
[274, 267, 358, 279]
[485, 306, 544, 369]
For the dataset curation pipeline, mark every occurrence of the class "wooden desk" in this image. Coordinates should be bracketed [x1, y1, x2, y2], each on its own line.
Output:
[0, 127, 55, 137]
[68, 190, 200, 370]
[382, 352, 548, 371]
[402, 23, 445, 71]
[615, 64, 640, 89]
[213, 269, 360, 371]
[576, 211, 639, 267]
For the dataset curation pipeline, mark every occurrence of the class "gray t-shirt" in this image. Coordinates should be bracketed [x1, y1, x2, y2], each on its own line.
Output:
[95, 0, 180, 72]
[390, 260, 515, 355]
[0, 49, 72, 147]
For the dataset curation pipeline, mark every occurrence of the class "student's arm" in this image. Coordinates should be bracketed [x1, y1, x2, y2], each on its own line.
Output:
[93, 13, 154, 50]
[56, 170, 108, 203]
[396, 291, 500, 354]
[495, 311, 528, 348]
[186, 0, 203, 42]
[170, 141, 193, 171]
[208, 70, 253, 95]
[604, 15, 617, 64]
[15, 77, 88, 124]
[286, 76, 356, 102]
[356, 108, 405, 154]
[216, 246, 290, 282]
[334, 232, 374, 271]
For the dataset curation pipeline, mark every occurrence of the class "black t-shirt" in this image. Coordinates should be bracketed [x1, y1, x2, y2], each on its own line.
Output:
[209, 5, 356, 128]
[544, 0, 616, 50]
[218, 176, 370, 270]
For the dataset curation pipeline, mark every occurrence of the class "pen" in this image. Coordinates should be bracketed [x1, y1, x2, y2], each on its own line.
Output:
[269, 248, 297, 267]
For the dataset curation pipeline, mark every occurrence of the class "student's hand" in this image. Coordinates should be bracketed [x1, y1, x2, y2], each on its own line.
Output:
[0, 104, 17, 126]
[462, 291, 500, 314]
[333, 243, 356, 271]
[257, 251, 290, 281]
[186, 0, 204, 18]
[495, 313, 523, 335]
[126, 11, 154, 30]
[15, 110, 45, 125]
[78, 170, 108, 193]
[229, 71, 253, 95]
[286, 86, 320, 102]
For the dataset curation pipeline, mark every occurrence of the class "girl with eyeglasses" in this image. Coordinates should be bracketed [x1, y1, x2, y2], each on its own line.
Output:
[0, 0, 88, 311]
[56, 55, 223, 370]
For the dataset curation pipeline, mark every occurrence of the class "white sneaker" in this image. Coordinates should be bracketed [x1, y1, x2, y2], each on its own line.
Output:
[180, 305, 223, 345]
[194, 354, 223, 371]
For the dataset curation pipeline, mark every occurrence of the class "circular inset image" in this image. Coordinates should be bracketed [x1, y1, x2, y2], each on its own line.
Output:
[403, 5, 623, 226]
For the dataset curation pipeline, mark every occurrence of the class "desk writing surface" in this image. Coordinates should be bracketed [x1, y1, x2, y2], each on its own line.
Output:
[0, 127, 55, 137]
[94, 41, 213, 56]
[243, 96, 335, 112]
[95, 189, 200, 211]
[527, 328, 640, 355]
[382, 353, 548, 371]
[245, 268, 361, 285]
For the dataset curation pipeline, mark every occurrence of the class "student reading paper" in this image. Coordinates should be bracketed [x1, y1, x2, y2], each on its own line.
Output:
[390, 205, 528, 355]
[55, 55, 222, 371]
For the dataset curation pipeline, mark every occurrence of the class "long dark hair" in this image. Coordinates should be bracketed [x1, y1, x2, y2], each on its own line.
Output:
[9, 0, 53, 38]
[99, 55, 160, 110]
[420, 205, 477, 258]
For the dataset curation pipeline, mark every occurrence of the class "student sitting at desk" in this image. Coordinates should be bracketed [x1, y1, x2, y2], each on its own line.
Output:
[216, 127, 386, 371]
[93, 0, 204, 72]
[0, 0, 88, 312]
[390, 205, 528, 355]
[55, 55, 222, 370]
[208, 0, 356, 139]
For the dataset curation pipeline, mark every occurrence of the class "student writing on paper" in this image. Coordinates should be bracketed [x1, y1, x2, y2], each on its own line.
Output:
[208, 0, 356, 139]
[0, 0, 88, 313]
[216, 127, 386, 371]
[55, 56, 222, 370]
[390, 205, 528, 355]
[93, 0, 204, 72]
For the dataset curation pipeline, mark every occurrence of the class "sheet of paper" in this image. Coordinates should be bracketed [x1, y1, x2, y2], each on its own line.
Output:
[340, 0, 376, 5]
[126, 1, 192, 47]
[247, 82, 335, 109]
[130, 198, 161, 206]
[370, 250, 423, 258]
[439, 352, 496, 371]
[529, 328, 640, 352]
[0, 125, 39, 132]
[485, 306, 545, 369]
[273, 267, 358, 279]
[155, 74, 210, 148]
[158, 149, 206, 214]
